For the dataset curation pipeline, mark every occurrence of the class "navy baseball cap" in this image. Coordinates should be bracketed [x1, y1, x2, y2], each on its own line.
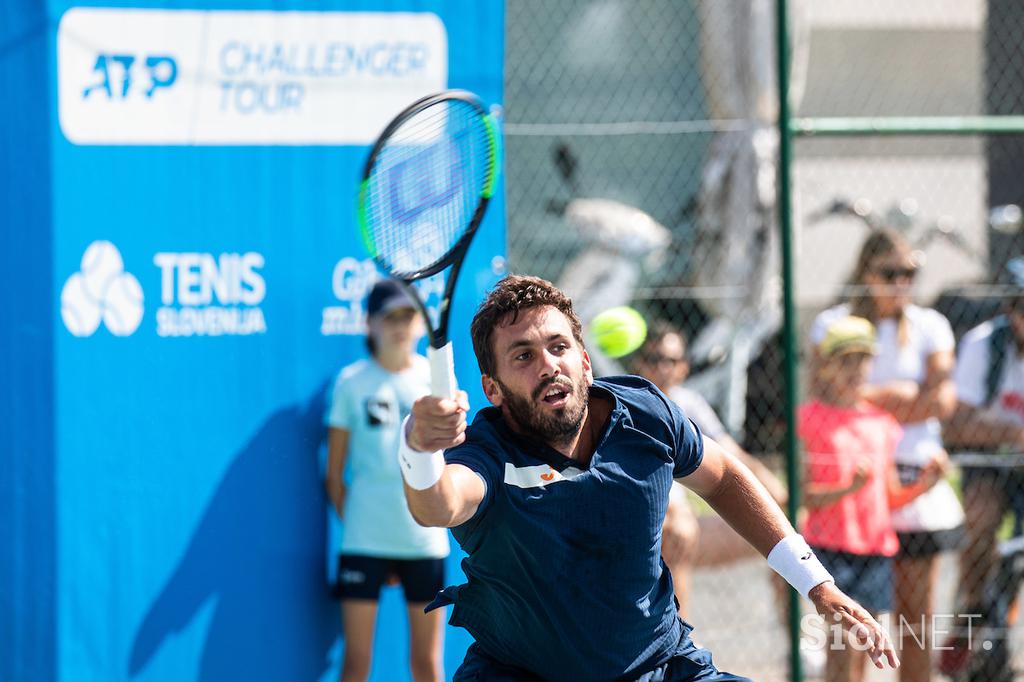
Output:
[367, 279, 416, 317]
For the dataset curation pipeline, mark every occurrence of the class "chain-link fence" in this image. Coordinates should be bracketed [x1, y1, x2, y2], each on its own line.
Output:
[504, 1, 1024, 680]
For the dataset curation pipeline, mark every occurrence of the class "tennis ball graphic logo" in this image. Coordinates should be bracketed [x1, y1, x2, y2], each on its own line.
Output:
[61, 273, 102, 336]
[103, 272, 145, 336]
[80, 240, 123, 301]
[589, 306, 647, 359]
[61, 241, 144, 337]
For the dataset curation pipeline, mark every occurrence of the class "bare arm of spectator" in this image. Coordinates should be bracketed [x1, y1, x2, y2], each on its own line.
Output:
[944, 402, 1024, 451]
[803, 458, 871, 509]
[859, 350, 956, 423]
[326, 427, 350, 519]
[887, 450, 948, 509]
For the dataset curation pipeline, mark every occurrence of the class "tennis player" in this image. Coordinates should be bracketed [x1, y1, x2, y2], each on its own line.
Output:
[399, 275, 898, 680]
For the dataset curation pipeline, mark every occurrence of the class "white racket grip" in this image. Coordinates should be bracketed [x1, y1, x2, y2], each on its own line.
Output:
[428, 342, 457, 399]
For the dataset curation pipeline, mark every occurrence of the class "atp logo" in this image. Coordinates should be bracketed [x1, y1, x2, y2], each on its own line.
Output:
[61, 241, 144, 337]
[82, 53, 178, 101]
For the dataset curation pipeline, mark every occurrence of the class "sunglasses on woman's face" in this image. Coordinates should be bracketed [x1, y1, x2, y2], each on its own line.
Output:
[873, 265, 918, 282]
[638, 352, 685, 367]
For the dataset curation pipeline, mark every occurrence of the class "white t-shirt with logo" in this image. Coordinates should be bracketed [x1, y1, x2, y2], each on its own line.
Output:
[810, 304, 964, 532]
[326, 355, 449, 559]
[955, 319, 1024, 423]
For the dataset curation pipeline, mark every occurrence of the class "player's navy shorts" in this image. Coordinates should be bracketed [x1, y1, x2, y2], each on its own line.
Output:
[452, 636, 752, 681]
[334, 554, 444, 603]
[812, 546, 892, 614]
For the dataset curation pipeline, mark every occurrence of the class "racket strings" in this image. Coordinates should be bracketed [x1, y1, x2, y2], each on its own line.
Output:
[363, 99, 494, 278]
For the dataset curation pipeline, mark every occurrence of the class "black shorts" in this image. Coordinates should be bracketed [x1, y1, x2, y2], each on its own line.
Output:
[334, 554, 444, 603]
[895, 527, 964, 559]
[962, 466, 1024, 519]
[892, 463, 965, 558]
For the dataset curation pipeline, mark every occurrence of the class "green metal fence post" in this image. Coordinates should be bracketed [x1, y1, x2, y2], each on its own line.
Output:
[775, 1, 803, 680]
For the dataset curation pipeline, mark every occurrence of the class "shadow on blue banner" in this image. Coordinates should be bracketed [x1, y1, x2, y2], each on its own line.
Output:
[128, 384, 338, 681]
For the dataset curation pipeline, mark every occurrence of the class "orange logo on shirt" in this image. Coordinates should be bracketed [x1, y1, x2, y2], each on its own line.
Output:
[540, 470, 555, 481]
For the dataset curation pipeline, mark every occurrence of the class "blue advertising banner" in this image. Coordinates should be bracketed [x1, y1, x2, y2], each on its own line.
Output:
[3, 2, 505, 681]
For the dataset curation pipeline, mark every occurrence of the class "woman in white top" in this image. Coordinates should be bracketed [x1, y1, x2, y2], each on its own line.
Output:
[809, 229, 961, 682]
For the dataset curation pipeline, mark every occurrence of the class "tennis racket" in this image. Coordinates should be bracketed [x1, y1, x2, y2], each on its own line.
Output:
[357, 90, 501, 399]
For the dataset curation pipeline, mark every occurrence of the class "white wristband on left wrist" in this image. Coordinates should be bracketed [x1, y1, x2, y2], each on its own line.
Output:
[767, 534, 834, 599]
[397, 415, 446, 490]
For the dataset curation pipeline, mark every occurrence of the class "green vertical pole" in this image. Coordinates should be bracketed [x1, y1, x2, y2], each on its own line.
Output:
[775, 1, 803, 681]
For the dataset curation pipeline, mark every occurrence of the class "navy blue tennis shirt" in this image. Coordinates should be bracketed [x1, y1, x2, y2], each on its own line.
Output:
[429, 375, 706, 680]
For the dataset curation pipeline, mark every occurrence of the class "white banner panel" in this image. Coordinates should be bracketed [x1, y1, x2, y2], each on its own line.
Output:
[57, 8, 447, 145]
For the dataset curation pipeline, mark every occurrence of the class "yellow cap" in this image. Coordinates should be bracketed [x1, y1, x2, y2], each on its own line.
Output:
[819, 316, 877, 358]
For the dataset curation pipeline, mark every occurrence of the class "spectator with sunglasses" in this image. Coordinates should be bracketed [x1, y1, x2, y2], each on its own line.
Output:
[809, 229, 961, 682]
[942, 258, 1024, 658]
[628, 321, 787, 614]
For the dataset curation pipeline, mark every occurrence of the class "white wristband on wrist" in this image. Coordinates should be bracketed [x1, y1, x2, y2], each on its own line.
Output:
[398, 415, 446, 490]
[767, 534, 834, 599]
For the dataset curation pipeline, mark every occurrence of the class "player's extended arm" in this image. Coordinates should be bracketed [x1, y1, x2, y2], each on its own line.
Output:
[859, 350, 956, 423]
[400, 392, 486, 528]
[718, 434, 788, 506]
[682, 437, 900, 670]
[681, 436, 790, 557]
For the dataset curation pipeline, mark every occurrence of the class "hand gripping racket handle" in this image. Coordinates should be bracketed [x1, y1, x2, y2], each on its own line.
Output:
[428, 342, 457, 399]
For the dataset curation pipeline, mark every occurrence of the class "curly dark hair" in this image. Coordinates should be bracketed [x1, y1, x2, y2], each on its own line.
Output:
[470, 275, 585, 377]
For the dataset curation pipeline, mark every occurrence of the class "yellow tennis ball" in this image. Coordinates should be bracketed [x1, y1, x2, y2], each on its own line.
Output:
[589, 306, 647, 358]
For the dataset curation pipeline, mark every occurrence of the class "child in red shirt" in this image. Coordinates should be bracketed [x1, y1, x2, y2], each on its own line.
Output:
[799, 316, 945, 682]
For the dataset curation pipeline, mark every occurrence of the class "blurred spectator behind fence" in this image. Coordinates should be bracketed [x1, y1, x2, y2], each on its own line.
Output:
[944, 258, 1024, 636]
[800, 316, 945, 682]
[324, 280, 449, 682]
[808, 229, 961, 682]
[626, 321, 787, 615]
